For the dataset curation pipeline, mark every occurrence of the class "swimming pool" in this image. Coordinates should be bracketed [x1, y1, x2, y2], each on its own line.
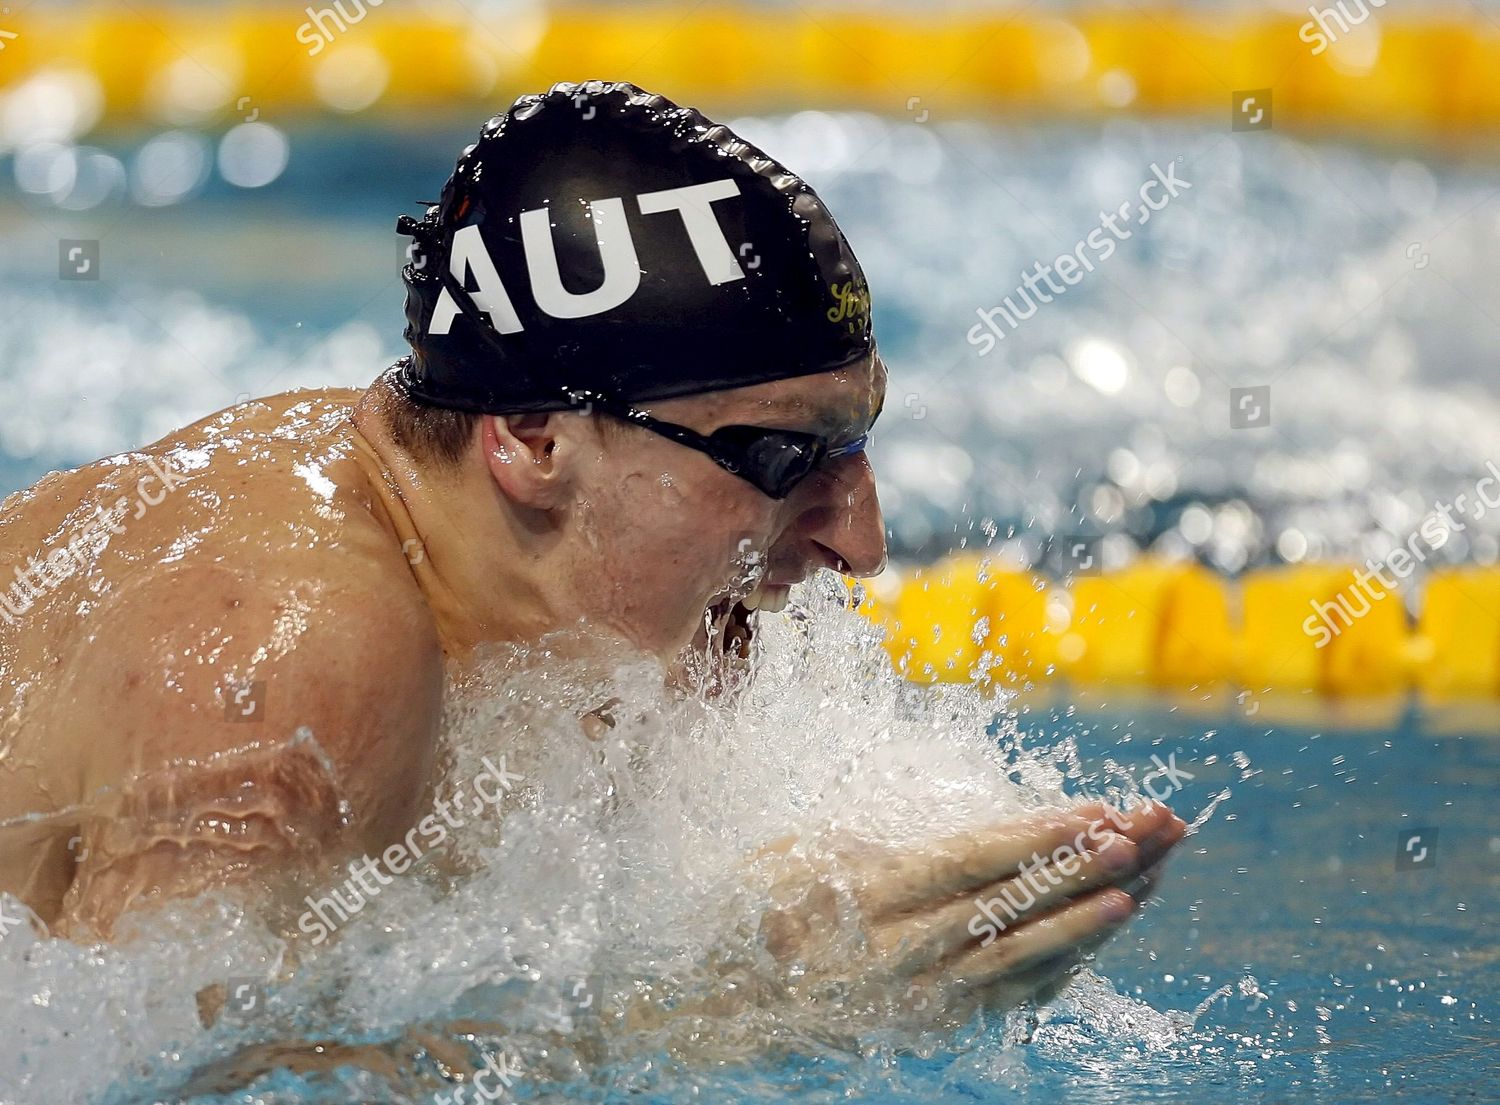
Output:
[1, 111, 1497, 1103]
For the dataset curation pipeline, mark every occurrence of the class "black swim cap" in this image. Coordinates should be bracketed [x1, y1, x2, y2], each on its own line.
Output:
[395, 80, 873, 414]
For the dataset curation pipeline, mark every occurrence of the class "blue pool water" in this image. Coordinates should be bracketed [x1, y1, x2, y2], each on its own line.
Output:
[1017, 698, 1498, 1104]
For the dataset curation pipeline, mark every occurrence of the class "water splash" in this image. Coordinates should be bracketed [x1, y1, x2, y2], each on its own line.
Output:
[0, 574, 1231, 1103]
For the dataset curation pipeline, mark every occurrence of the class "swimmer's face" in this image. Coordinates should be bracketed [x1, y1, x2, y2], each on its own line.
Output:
[518, 355, 887, 662]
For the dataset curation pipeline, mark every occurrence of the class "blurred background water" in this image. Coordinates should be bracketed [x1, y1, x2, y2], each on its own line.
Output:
[3, 2, 1500, 574]
[6, 112, 1500, 571]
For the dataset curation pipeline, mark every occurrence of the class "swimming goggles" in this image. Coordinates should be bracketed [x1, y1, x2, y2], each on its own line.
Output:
[560, 387, 868, 500]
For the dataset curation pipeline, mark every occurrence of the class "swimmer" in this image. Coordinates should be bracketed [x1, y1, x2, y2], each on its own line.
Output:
[0, 82, 1184, 1012]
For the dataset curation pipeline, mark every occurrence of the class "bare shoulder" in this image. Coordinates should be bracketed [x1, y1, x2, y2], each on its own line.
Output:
[19, 387, 442, 799]
[1, 391, 454, 929]
[44, 534, 444, 936]
[65, 512, 443, 829]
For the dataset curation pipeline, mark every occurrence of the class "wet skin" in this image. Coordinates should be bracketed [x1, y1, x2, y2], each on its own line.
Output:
[0, 390, 443, 933]
[0, 359, 1183, 1016]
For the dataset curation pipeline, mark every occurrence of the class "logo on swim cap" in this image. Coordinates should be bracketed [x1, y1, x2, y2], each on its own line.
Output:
[827, 277, 871, 332]
[396, 80, 874, 414]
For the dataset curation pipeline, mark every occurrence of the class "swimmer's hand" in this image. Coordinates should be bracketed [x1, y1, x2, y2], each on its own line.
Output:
[755, 801, 1186, 1017]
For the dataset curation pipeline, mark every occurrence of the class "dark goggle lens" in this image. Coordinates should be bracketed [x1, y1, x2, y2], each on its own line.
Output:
[709, 425, 824, 498]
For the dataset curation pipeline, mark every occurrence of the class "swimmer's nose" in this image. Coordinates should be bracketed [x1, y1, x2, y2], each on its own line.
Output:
[795, 452, 886, 578]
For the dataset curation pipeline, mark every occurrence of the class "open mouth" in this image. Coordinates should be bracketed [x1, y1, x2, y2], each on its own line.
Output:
[706, 581, 792, 660]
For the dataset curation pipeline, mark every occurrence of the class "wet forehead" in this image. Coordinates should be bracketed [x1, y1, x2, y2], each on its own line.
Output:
[715, 356, 887, 432]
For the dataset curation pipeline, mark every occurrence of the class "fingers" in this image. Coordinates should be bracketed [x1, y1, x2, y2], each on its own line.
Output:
[942, 886, 1137, 993]
[851, 800, 1185, 921]
[965, 923, 1120, 1011]
[1095, 800, 1183, 848]
[867, 830, 1139, 973]
[770, 799, 1185, 996]
[898, 886, 1138, 1015]
[1060, 801, 1187, 882]
[851, 804, 1121, 918]
[1133, 807, 1188, 867]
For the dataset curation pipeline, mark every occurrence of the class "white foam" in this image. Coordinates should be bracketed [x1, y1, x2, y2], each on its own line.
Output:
[0, 574, 1216, 1101]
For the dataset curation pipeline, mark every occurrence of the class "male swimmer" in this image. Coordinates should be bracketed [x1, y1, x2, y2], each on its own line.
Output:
[0, 82, 1183, 1010]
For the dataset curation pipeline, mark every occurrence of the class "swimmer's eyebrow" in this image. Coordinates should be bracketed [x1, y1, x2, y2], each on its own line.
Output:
[754, 395, 811, 417]
[755, 396, 876, 438]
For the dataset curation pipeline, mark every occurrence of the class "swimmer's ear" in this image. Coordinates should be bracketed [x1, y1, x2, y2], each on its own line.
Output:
[482, 413, 572, 508]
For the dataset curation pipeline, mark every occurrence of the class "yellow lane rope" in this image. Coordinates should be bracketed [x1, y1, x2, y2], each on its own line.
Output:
[0, 7, 1496, 133]
[850, 557, 1500, 699]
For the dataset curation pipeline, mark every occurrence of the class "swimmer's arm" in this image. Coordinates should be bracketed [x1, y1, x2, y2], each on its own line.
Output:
[49, 561, 443, 940]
